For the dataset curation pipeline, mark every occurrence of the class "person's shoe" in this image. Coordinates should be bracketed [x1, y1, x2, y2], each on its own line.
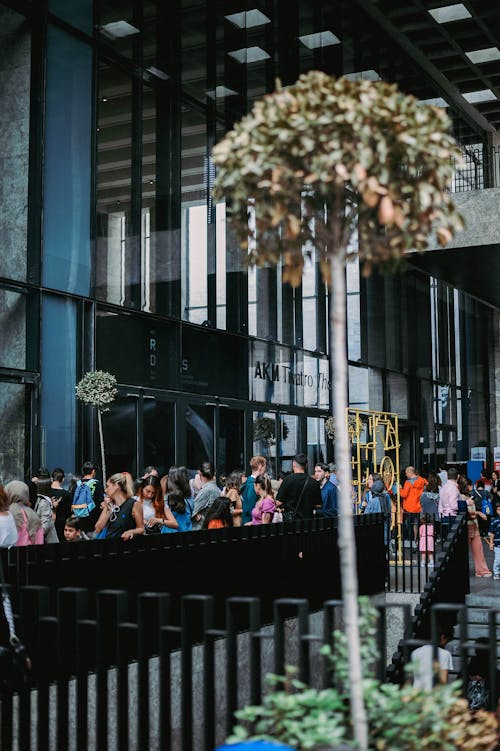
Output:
[482, 572, 493, 577]
[428, 561, 434, 567]
[494, 575, 500, 580]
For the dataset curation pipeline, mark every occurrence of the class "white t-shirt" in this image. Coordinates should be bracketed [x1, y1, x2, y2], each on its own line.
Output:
[411, 644, 454, 690]
[0, 512, 18, 548]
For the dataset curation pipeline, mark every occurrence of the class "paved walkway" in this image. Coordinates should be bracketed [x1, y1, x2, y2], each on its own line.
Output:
[469, 543, 499, 597]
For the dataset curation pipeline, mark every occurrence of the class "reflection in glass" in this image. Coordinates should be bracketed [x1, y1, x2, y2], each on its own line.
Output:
[306, 417, 326, 473]
[346, 256, 361, 361]
[280, 414, 298, 473]
[181, 107, 208, 324]
[186, 404, 214, 474]
[219, 408, 244, 475]
[102, 396, 138, 478]
[0, 382, 27, 484]
[0, 288, 26, 370]
[253, 411, 278, 477]
[44, 26, 92, 296]
[95, 61, 134, 306]
[0, 7, 30, 282]
[143, 400, 175, 478]
[40, 296, 77, 474]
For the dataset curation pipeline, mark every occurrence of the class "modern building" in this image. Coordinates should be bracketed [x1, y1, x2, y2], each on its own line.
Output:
[1, 0, 500, 483]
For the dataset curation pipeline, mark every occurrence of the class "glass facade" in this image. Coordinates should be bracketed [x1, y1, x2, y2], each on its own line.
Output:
[0, 0, 498, 481]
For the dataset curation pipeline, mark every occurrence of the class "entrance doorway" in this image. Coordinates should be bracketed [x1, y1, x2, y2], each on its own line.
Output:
[0, 378, 33, 484]
[185, 402, 244, 478]
[103, 390, 175, 479]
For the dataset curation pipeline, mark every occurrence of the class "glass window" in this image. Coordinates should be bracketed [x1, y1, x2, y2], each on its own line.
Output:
[0, 7, 30, 283]
[387, 373, 408, 420]
[181, 107, 208, 324]
[186, 404, 215, 473]
[143, 398, 175, 477]
[95, 61, 134, 306]
[219, 408, 244, 476]
[302, 245, 317, 351]
[349, 365, 369, 411]
[346, 256, 361, 362]
[253, 411, 278, 476]
[307, 417, 327, 471]
[40, 296, 77, 473]
[0, 382, 29, 484]
[280, 414, 299, 473]
[49, 0, 93, 33]
[102, 395, 138, 478]
[43, 26, 92, 296]
[0, 287, 27, 370]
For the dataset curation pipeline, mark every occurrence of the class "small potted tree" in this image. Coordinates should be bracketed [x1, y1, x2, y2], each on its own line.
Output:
[75, 370, 117, 483]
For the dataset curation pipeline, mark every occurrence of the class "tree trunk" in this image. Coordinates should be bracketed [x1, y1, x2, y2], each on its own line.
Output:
[330, 252, 368, 750]
[97, 409, 106, 485]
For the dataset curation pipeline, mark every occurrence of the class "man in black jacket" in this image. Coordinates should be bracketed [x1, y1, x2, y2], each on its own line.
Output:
[276, 453, 322, 520]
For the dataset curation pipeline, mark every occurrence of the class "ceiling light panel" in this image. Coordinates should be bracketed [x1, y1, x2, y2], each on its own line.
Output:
[419, 97, 449, 108]
[462, 89, 497, 104]
[344, 69, 380, 81]
[228, 46, 270, 64]
[298, 30, 341, 49]
[428, 4, 472, 23]
[225, 10, 271, 29]
[100, 20, 140, 39]
[206, 86, 238, 99]
[465, 47, 500, 65]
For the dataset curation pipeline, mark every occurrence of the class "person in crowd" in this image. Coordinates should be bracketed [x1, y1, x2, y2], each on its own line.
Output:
[32, 467, 50, 482]
[240, 455, 267, 525]
[465, 637, 500, 710]
[470, 479, 492, 537]
[94, 472, 144, 541]
[224, 472, 243, 527]
[411, 626, 454, 690]
[4, 481, 44, 546]
[0, 486, 18, 548]
[419, 513, 434, 567]
[63, 515, 88, 542]
[313, 463, 338, 517]
[50, 467, 72, 542]
[420, 473, 440, 518]
[437, 464, 448, 487]
[466, 493, 491, 577]
[362, 475, 391, 544]
[328, 463, 339, 487]
[203, 497, 233, 529]
[77, 461, 104, 535]
[276, 453, 322, 520]
[438, 467, 461, 539]
[141, 465, 158, 479]
[191, 462, 221, 530]
[488, 470, 500, 509]
[33, 477, 59, 543]
[488, 502, 500, 580]
[163, 490, 192, 533]
[400, 466, 426, 544]
[189, 470, 203, 501]
[133, 474, 161, 535]
[247, 475, 275, 525]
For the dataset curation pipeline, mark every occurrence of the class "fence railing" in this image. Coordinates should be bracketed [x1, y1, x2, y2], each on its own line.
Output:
[451, 144, 500, 192]
[0, 588, 497, 751]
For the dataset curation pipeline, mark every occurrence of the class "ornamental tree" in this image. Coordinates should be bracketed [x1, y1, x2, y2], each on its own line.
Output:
[213, 70, 463, 750]
[75, 370, 117, 484]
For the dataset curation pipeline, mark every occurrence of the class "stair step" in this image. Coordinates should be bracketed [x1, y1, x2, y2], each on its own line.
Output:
[466, 594, 500, 608]
[464, 608, 500, 625]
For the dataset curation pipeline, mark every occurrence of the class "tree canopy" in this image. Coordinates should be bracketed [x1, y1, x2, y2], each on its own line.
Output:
[212, 70, 464, 285]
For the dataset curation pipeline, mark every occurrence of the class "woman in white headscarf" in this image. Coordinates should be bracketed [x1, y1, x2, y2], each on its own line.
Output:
[4, 481, 44, 546]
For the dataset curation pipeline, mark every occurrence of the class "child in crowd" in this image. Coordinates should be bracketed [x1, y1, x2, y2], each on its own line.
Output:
[419, 513, 434, 567]
[63, 515, 88, 542]
[488, 503, 500, 580]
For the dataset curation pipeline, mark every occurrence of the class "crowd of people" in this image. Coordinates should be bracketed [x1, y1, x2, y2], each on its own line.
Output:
[0, 454, 334, 547]
[1, 456, 499, 581]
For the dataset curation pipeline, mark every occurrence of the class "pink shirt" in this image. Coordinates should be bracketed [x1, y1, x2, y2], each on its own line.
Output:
[251, 496, 275, 525]
[438, 480, 460, 517]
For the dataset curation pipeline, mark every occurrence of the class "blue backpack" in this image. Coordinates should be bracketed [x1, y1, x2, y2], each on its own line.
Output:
[482, 496, 494, 517]
[72, 479, 96, 518]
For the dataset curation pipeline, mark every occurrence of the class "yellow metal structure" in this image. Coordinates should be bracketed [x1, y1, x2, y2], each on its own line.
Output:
[347, 408, 402, 563]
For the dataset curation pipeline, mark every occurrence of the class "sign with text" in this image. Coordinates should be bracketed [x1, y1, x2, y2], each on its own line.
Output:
[250, 341, 330, 408]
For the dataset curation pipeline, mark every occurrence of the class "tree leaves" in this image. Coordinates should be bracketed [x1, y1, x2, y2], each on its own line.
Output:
[212, 70, 464, 285]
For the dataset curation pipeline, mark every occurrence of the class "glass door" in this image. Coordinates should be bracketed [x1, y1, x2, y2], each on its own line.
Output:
[102, 392, 139, 478]
[0, 379, 32, 484]
[185, 402, 245, 480]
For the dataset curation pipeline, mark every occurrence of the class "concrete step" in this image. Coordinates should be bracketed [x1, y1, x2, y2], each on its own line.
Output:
[463, 608, 500, 626]
[466, 594, 500, 608]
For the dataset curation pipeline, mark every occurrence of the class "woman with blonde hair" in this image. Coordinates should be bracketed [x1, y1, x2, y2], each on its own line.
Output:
[94, 473, 144, 541]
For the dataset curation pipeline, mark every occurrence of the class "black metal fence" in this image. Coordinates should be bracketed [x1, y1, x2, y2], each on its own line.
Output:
[0, 515, 477, 751]
[451, 144, 500, 192]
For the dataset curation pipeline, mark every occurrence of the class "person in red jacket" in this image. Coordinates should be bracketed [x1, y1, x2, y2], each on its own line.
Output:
[400, 466, 427, 546]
